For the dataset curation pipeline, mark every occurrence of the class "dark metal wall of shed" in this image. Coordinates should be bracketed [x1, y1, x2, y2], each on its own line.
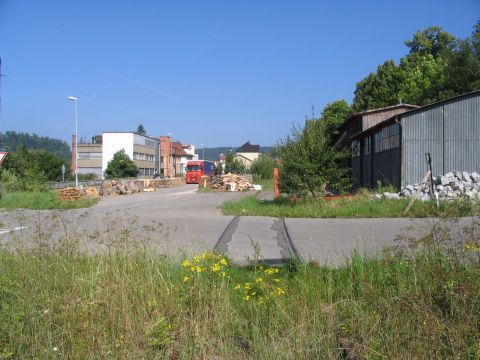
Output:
[401, 92, 480, 186]
[374, 148, 401, 188]
[444, 95, 480, 173]
[351, 132, 401, 189]
[402, 106, 444, 186]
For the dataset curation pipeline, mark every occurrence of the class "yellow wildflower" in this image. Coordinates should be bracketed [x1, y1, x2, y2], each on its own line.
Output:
[183, 276, 190, 282]
[243, 295, 250, 301]
[244, 283, 251, 290]
[211, 264, 221, 272]
[255, 277, 263, 283]
[265, 268, 279, 276]
[220, 271, 227, 277]
[234, 284, 241, 290]
[220, 258, 228, 266]
[276, 287, 286, 296]
[273, 278, 280, 283]
[182, 259, 191, 267]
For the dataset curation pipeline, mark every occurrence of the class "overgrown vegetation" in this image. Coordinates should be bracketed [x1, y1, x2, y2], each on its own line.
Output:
[222, 193, 479, 218]
[0, 191, 98, 209]
[249, 153, 275, 180]
[0, 212, 478, 358]
[0, 145, 68, 190]
[276, 100, 352, 197]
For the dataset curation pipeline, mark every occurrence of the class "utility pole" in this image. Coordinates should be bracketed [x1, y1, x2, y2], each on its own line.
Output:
[0, 57, 5, 151]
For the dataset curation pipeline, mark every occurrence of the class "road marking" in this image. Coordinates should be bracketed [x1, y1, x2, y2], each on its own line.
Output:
[0, 226, 27, 235]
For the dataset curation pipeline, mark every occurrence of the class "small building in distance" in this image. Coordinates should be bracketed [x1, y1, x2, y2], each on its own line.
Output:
[235, 141, 260, 168]
[172, 141, 195, 175]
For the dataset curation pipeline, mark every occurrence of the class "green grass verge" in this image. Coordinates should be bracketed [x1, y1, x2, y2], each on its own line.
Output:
[0, 248, 478, 359]
[222, 193, 479, 218]
[0, 191, 99, 210]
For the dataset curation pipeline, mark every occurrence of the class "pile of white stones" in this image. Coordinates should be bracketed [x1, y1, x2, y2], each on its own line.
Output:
[380, 171, 480, 201]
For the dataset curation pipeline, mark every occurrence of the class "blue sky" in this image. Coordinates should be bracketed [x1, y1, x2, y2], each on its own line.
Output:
[0, 0, 478, 148]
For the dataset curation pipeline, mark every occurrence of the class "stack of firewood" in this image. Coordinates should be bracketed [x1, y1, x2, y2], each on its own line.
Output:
[59, 187, 81, 201]
[209, 173, 254, 191]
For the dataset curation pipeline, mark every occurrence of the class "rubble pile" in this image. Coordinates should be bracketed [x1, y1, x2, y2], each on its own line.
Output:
[380, 171, 480, 201]
[99, 179, 142, 196]
[210, 173, 255, 192]
[59, 187, 81, 201]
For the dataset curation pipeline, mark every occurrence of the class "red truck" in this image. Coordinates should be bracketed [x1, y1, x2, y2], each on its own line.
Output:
[185, 160, 216, 184]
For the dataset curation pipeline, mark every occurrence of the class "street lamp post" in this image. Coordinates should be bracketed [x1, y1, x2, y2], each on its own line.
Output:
[68, 96, 78, 188]
[167, 132, 173, 177]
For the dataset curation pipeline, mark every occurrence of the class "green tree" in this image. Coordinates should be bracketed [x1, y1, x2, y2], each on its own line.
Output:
[32, 150, 66, 181]
[321, 100, 353, 145]
[104, 150, 139, 179]
[444, 21, 480, 96]
[277, 111, 350, 197]
[250, 153, 275, 180]
[404, 26, 457, 59]
[398, 54, 447, 105]
[136, 124, 147, 136]
[352, 60, 403, 111]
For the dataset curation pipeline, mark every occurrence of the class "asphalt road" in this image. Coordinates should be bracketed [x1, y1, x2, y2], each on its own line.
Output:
[0, 184, 474, 266]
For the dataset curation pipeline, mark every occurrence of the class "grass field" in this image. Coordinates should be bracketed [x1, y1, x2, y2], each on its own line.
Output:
[0, 222, 479, 359]
[222, 192, 479, 218]
[0, 191, 98, 210]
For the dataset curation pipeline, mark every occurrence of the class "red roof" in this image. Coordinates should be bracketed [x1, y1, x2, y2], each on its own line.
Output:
[172, 142, 190, 156]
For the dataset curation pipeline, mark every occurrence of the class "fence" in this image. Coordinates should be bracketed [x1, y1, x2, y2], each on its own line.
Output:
[46, 180, 104, 190]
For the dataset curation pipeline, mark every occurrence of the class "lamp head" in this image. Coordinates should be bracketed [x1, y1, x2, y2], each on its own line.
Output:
[68, 96, 77, 101]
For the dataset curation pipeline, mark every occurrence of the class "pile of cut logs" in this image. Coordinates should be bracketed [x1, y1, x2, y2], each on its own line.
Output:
[83, 186, 100, 196]
[59, 187, 81, 201]
[99, 179, 142, 196]
[210, 173, 254, 191]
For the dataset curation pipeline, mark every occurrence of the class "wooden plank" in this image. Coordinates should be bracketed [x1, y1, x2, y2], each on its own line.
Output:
[403, 170, 431, 215]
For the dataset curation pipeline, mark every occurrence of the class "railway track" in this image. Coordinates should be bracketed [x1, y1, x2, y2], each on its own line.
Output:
[213, 214, 302, 265]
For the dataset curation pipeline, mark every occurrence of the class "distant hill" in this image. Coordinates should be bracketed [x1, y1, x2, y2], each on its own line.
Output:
[0, 131, 71, 161]
[195, 146, 275, 161]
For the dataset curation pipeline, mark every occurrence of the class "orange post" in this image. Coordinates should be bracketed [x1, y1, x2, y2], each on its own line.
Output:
[274, 167, 279, 199]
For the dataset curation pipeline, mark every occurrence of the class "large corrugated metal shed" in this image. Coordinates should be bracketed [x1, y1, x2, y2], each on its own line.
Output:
[401, 91, 480, 186]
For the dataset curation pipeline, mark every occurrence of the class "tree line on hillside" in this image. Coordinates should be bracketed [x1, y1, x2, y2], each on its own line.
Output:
[0, 131, 71, 161]
[278, 21, 480, 197]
